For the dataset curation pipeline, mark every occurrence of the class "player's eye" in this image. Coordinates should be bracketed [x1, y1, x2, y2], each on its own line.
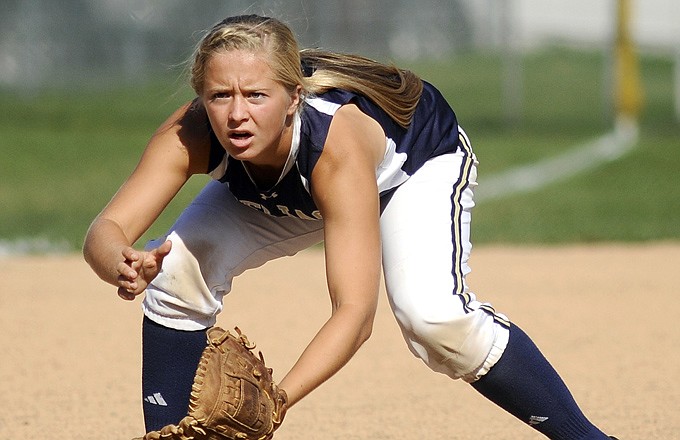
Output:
[248, 92, 264, 100]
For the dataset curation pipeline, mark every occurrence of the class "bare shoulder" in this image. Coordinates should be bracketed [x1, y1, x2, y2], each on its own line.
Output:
[324, 103, 385, 167]
[148, 98, 212, 175]
[311, 104, 383, 212]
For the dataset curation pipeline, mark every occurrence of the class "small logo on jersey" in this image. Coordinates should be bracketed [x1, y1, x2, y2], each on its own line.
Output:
[144, 392, 168, 406]
[528, 415, 549, 426]
[260, 192, 278, 200]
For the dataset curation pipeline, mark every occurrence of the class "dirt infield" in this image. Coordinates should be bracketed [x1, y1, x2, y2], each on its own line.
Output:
[2, 243, 678, 439]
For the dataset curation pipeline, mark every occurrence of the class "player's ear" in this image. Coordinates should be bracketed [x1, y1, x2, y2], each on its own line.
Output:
[287, 85, 303, 115]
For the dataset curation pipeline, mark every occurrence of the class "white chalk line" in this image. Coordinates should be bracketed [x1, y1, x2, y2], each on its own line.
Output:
[474, 117, 639, 203]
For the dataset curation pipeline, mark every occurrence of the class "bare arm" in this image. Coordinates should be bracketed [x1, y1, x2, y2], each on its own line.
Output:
[83, 100, 211, 300]
[278, 105, 386, 406]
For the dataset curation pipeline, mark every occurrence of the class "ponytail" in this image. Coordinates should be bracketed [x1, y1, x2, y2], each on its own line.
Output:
[300, 49, 423, 128]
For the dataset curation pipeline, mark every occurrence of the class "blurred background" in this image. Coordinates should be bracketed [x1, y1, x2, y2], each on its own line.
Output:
[1, 0, 678, 254]
[2, 0, 678, 87]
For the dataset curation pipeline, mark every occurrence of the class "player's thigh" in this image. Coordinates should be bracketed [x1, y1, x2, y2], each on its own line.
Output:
[144, 181, 324, 328]
[379, 151, 477, 321]
[165, 181, 324, 286]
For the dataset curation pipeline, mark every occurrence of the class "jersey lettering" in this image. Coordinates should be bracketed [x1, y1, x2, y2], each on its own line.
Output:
[238, 199, 322, 220]
[277, 205, 323, 220]
[238, 200, 271, 216]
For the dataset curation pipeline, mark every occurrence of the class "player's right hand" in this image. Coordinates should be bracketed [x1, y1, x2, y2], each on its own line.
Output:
[116, 240, 172, 301]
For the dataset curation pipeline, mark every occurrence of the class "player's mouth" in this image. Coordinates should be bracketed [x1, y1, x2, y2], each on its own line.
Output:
[228, 130, 254, 148]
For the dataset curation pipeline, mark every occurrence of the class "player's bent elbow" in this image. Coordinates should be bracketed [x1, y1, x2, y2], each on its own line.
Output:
[358, 319, 374, 345]
[357, 308, 376, 346]
[344, 304, 375, 348]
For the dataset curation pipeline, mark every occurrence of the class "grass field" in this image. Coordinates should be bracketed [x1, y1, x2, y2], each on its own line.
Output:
[1, 48, 678, 253]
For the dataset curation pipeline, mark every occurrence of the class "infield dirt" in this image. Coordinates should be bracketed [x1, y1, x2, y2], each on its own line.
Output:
[2, 243, 677, 439]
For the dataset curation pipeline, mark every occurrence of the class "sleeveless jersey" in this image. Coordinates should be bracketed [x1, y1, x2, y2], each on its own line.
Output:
[207, 81, 464, 220]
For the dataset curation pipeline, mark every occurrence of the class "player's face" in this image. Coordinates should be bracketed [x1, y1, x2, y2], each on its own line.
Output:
[201, 49, 300, 169]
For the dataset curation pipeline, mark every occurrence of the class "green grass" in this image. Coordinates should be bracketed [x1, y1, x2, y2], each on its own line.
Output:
[1, 48, 678, 252]
[472, 132, 680, 243]
[406, 48, 680, 244]
[0, 80, 210, 251]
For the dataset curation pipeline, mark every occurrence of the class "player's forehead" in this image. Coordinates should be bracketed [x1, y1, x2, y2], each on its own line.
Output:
[203, 50, 278, 90]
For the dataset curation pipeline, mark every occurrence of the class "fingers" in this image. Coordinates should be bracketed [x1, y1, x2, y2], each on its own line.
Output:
[153, 239, 173, 259]
[116, 270, 141, 300]
[115, 241, 172, 301]
[117, 286, 136, 301]
[116, 246, 142, 300]
[142, 240, 172, 271]
[121, 246, 139, 264]
[117, 258, 137, 280]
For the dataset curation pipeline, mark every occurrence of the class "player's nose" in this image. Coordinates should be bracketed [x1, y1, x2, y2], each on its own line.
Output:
[228, 96, 249, 122]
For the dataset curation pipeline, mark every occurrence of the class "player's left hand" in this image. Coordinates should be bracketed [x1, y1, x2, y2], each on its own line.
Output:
[133, 326, 287, 440]
[116, 239, 172, 300]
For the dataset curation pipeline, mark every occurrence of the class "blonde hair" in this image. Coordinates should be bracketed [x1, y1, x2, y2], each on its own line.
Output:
[300, 49, 423, 128]
[190, 15, 423, 128]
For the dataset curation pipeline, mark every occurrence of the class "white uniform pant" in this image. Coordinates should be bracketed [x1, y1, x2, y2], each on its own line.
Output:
[143, 151, 509, 382]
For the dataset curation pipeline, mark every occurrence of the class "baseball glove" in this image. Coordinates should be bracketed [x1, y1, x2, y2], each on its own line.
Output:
[134, 326, 288, 440]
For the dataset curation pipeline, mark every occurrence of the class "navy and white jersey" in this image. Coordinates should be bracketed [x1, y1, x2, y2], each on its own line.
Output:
[207, 81, 464, 219]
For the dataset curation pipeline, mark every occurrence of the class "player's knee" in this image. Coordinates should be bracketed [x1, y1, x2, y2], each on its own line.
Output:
[401, 306, 500, 381]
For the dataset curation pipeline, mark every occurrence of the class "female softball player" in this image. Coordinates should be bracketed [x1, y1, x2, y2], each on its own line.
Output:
[83, 15, 617, 439]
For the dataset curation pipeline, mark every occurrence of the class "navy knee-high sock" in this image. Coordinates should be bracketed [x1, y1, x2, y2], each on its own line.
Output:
[141, 317, 207, 431]
[471, 324, 609, 440]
